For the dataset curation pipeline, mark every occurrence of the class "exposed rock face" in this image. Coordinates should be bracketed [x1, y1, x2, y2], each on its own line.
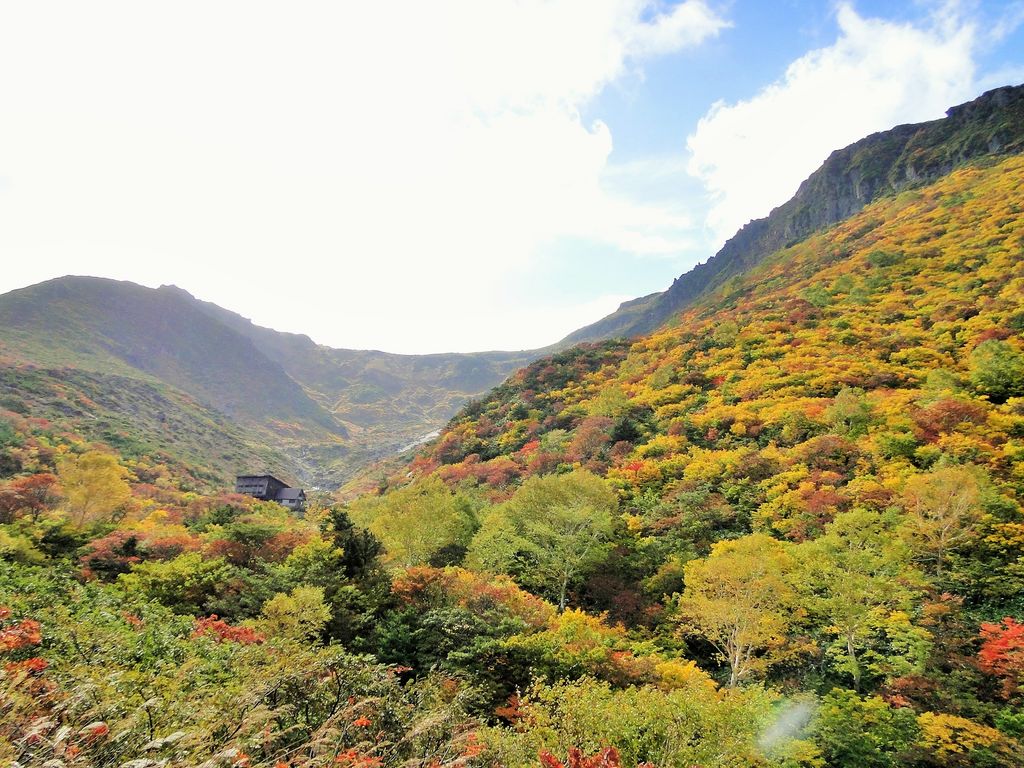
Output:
[562, 83, 1024, 345]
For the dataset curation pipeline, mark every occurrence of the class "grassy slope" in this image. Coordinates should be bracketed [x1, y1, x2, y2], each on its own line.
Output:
[0, 277, 348, 486]
[176, 285, 537, 452]
[0, 277, 342, 434]
[0, 362, 292, 488]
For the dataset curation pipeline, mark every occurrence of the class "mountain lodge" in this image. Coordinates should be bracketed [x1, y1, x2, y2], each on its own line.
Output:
[235, 474, 306, 511]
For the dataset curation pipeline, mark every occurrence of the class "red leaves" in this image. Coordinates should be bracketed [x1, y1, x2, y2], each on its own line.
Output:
[517, 440, 542, 456]
[0, 607, 42, 652]
[80, 721, 110, 740]
[0, 472, 60, 523]
[7, 656, 48, 675]
[537, 747, 648, 768]
[204, 529, 310, 567]
[461, 732, 485, 759]
[437, 455, 523, 487]
[193, 615, 265, 645]
[334, 750, 383, 768]
[494, 694, 525, 724]
[352, 716, 372, 728]
[912, 398, 988, 442]
[979, 617, 1024, 698]
[78, 530, 144, 577]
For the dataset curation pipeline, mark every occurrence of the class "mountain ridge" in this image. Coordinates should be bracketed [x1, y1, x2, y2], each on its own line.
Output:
[399, 151, 1024, 517]
[563, 82, 1024, 345]
[0, 276, 342, 435]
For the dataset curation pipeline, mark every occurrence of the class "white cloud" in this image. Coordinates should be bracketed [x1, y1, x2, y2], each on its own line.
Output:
[988, 1, 1024, 43]
[687, 3, 979, 246]
[627, 0, 731, 55]
[0, 0, 725, 353]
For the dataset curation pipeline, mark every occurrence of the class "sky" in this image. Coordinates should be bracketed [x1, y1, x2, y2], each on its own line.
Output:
[1, 1, 1022, 354]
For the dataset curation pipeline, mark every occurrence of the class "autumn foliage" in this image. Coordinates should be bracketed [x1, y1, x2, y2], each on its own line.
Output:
[193, 615, 265, 645]
[979, 617, 1024, 698]
[3, 142, 1024, 766]
[538, 746, 653, 768]
[0, 606, 42, 652]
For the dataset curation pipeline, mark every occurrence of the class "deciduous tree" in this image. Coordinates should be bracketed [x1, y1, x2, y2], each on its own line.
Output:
[468, 470, 616, 611]
[259, 585, 332, 642]
[0, 473, 60, 523]
[978, 617, 1024, 698]
[800, 509, 926, 689]
[969, 339, 1024, 403]
[675, 533, 800, 687]
[58, 451, 132, 527]
[348, 478, 477, 568]
[900, 466, 984, 577]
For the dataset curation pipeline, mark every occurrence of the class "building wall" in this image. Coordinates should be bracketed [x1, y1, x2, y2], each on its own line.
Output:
[235, 475, 289, 500]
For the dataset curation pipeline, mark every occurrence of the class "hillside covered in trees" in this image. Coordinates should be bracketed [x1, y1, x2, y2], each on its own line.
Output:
[350, 151, 1024, 763]
[3, 98, 1024, 767]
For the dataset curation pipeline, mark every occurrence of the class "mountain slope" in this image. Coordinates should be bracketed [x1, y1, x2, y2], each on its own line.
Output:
[563, 82, 1024, 345]
[342, 153, 1024, 763]
[166, 285, 536, 440]
[0, 278, 537, 487]
[407, 153, 1024, 509]
[0, 277, 342, 435]
[4, 85, 1021, 490]
[0, 362, 291, 488]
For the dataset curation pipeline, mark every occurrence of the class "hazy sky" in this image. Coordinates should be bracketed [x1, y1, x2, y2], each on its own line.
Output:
[1, 1, 1022, 353]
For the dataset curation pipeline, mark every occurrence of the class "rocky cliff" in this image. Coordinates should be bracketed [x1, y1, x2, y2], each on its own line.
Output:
[562, 83, 1024, 344]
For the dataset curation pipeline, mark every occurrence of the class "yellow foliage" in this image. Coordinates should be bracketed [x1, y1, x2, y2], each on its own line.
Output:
[653, 658, 718, 692]
[917, 712, 1012, 757]
[58, 450, 132, 527]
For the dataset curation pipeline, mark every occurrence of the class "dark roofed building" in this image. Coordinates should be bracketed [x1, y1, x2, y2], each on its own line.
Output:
[274, 486, 307, 511]
[235, 474, 288, 500]
[235, 474, 306, 511]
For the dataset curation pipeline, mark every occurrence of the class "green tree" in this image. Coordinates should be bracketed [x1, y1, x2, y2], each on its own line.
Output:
[825, 387, 873, 437]
[812, 689, 920, 768]
[969, 339, 1024, 403]
[274, 534, 385, 645]
[900, 466, 984, 577]
[800, 509, 926, 689]
[323, 506, 385, 582]
[348, 477, 477, 567]
[676, 533, 801, 687]
[480, 676, 780, 768]
[117, 552, 238, 615]
[258, 585, 332, 642]
[467, 470, 616, 611]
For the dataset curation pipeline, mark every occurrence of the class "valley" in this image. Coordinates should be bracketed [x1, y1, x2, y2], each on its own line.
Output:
[0, 278, 537, 489]
[2, 83, 1024, 768]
